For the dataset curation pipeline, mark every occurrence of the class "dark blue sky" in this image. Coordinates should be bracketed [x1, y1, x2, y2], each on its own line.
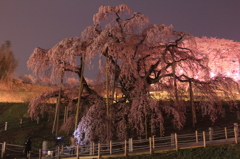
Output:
[1, 0, 240, 79]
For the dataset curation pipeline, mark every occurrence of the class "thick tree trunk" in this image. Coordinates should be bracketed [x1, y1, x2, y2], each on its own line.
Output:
[111, 60, 117, 102]
[172, 62, 179, 104]
[106, 53, 109, 117]
[145, 115, 148, 139]
[75, 57, 85, 130]
[106, 52, 111, 141]
[189, 81, 197, 127]
[64, 106, 68, 123]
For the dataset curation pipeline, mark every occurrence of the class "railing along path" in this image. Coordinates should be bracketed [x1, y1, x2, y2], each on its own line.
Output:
[0, 123, 240, 159]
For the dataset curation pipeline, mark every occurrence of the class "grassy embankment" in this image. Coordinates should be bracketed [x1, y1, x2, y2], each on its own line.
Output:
[0, 81, 59, 148]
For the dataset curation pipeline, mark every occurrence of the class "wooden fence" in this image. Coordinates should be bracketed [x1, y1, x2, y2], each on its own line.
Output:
[0, 118, 40, 132]
[0, 123, 240, 159]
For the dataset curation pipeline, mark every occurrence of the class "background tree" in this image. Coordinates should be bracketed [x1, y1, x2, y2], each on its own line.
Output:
[0, 41, 18, 83]
[195, 37, 240, 81]
[19, 74, 36, 84]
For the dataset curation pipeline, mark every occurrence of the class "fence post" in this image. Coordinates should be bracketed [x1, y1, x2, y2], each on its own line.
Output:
[76, 144, 79, 159]
[98, 143, 101, 159]
[128, 139, 131, 152]
[39, 149, 42, 159]
[175, 133, 178, 151]
[109, 140, 112, 154]
[89, 142, 92, 155]
[93, 142, 95, 155]
[234, 127, 238, 144]
[4, 122, 7, 131]
[234, 123, 239, 144]
[152, 136, 155, 150]
[237, 111, 240, 120]
[28, 151, 31, 159]
[203, 131, 206, 147]
[1, 142, 6, 158]
[57, 146, 60, 159]
[37, 117, 39, 124]
[224, 127, 228, 139]
[130, 138, 133, 152]
[149, 137, 152, 154]
[209, 127, 213, 141]
[20, 119, 23, 127]
[234, 123, 239, 135]
[124, 140, 127, 156]
[61, 145, 64, 154]
[195, 131, 198, 143]
[129, 138, 133, 152]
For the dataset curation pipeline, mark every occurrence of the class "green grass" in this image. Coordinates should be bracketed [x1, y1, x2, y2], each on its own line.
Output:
[0, 103, 28, 123]
[0, 102, 57, 148]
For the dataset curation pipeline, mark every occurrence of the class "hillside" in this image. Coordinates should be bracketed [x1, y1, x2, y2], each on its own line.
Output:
[0, 79, 57, 103]
[0, 80, 59, 148]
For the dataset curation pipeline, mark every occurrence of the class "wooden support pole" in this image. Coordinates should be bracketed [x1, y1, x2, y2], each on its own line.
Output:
[98, 143, 101, 159]
[110, 140, 112, 154]
[175, 133, 178, 151]
[195, 131, 198, 143]
[224, 127, 228, 139]
[203, 131, 206, 147]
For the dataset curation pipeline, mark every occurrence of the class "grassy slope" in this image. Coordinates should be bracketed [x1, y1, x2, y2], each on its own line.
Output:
[0, 103, 56, 148]
[0, 81, 58, 148]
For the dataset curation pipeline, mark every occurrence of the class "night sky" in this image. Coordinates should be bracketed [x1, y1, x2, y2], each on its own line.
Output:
[1, 0, 240, 79]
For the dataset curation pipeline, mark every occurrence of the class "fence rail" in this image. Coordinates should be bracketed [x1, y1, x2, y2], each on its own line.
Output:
[0, 123, 240, 159]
